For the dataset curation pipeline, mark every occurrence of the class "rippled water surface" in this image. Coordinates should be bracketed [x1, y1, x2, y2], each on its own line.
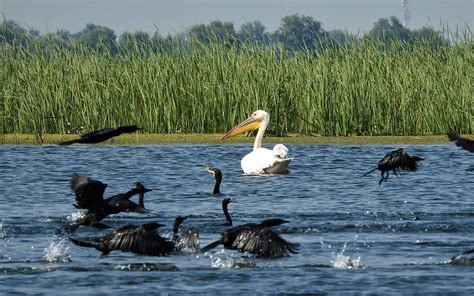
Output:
[0, 143, 473, 294]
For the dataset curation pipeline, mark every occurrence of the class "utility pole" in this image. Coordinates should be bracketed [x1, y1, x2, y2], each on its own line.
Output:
[401, 0, 411, 27]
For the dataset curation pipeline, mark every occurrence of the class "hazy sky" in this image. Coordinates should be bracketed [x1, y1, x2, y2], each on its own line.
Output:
[1, 0, 472, 35]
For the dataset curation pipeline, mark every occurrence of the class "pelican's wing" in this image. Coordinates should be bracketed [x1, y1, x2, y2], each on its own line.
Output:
[241, 148, 292, 174]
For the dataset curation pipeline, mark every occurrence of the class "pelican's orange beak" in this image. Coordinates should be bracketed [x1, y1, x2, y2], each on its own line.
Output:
[221, 114, 262, 140]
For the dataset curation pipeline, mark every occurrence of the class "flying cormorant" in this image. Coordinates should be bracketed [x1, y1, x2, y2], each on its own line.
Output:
[58, 125, 141, 145]
[65, 173, 151, 232]
[363, 148, 423, 185]
[448, 132, 474, 153]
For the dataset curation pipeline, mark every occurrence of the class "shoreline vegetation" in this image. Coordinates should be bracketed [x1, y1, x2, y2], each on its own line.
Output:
[0, 133, 462, 145]
[1, 19, 472, 138]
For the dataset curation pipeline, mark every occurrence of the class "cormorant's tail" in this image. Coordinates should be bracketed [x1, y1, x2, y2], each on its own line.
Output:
[362, 167, 377, 177]
[58, 139, 81, 146]
[200, 240, 222, 253]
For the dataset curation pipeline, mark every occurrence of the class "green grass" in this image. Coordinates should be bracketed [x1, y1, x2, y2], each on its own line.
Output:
[1, 35, 473, 141]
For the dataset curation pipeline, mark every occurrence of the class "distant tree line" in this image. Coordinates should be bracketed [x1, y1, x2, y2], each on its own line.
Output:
[0, 14, 452, 54]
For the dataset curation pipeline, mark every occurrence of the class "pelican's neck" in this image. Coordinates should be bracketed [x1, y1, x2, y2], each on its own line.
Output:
[253, 117, 268, 151]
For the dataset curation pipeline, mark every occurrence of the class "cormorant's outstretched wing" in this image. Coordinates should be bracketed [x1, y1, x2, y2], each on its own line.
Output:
[102, 224, 175, 256]
[397, 149, 421, 172]
[231, 227, 299, 258]
[379, 149, 420, 172]
[70, 173, 108, 210]
[448, 132, 474, 153]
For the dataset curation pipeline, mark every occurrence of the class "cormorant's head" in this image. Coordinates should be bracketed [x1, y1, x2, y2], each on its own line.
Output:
[135, 182, 152, 193]
[117, 125, 142, 133]
[222, 197, 233, 207]
[206, 167, 222, 179]
[173, 216, 188, 231]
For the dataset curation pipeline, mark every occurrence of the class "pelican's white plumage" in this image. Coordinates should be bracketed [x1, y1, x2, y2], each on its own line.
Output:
[221, 110, 292, 174]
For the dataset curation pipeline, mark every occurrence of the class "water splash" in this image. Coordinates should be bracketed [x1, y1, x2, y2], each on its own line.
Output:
[67, 211, 85, 222]
[0, 219, 6, 239]
[42, 238, 71, 263]
[331, 243, 363, 269]
[210, 250, 256, 269]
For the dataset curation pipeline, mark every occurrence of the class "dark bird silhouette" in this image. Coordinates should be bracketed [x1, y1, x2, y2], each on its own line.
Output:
[65, 173, 151, 232]
[221, 197, 233, 226]
[70, 222, 175, 256]
[206, 167, 222, 195]
[448, 132, 474, 153]
[200, 218, 299, 259]
[172, 216, 200, 252]
[363, 148, 423, 185]
[58, 125, 141, 145]
[449, 249, 474, 266]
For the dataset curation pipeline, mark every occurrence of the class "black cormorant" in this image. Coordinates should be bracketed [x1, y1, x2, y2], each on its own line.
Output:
[65, 173, 151, 232]
[221, 197, 233, 226]
[206, 167, 222, 195]
[70, 222, 175, 256]
[363, 148, 423, 185]
[200, 218, 299, 258]
[58, 125, 141, 145]
[448, 132, 474, 153]
[172, 216, 200, 252]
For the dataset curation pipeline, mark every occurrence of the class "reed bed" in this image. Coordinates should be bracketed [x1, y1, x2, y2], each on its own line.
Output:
[1, 36, 472, 138]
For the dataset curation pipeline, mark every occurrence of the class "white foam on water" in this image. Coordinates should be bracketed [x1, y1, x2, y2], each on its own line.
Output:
[210, 250, 256, 269]
[42, 238, 71, 263]
[331, 242, 363, 269]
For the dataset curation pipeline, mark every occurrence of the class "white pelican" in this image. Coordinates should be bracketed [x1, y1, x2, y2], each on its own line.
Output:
[221, 110, 293, 174]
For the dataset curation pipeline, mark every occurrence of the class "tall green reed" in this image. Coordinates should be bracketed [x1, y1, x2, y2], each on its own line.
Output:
[1, 33, 472, 138]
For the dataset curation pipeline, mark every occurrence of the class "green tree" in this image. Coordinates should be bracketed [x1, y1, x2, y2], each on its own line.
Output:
[187, 20, 236, 44]
[119, 30, 152, 52]
[412, 26, 447, 46]
[238, 20, 269, 44]
[73, 23, 117, 53]
[272, 14, 328, 51]
[368, 16, 413, 44]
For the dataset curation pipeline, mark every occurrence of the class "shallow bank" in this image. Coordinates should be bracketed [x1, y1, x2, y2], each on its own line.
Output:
[0, 133, 458, 145]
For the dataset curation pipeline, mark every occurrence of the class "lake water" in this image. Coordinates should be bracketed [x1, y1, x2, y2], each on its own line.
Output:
[0, 143, 473, 294]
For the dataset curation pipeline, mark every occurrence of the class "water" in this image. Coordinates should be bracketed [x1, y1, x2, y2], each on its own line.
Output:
[0, 144, 473, 294]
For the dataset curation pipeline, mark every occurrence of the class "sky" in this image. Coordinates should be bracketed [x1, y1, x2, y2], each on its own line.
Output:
[1, 0, 472, 36]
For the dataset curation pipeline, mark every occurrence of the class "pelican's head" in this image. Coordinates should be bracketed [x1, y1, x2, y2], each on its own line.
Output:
[221, 110, 269, 140]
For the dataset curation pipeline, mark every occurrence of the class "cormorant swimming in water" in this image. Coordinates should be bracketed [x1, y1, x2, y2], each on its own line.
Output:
[363, 148, 423, 185]
[200, 218, 299, 258]
[172, 216, 200, 252]
[58, 125, 141, 145]
[70, 222, 175, 256]
[448, 132, 474, 153]
[221, 197, 233, 226]
[206, 167, 222, 195]
[65, 173, 151, 232]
